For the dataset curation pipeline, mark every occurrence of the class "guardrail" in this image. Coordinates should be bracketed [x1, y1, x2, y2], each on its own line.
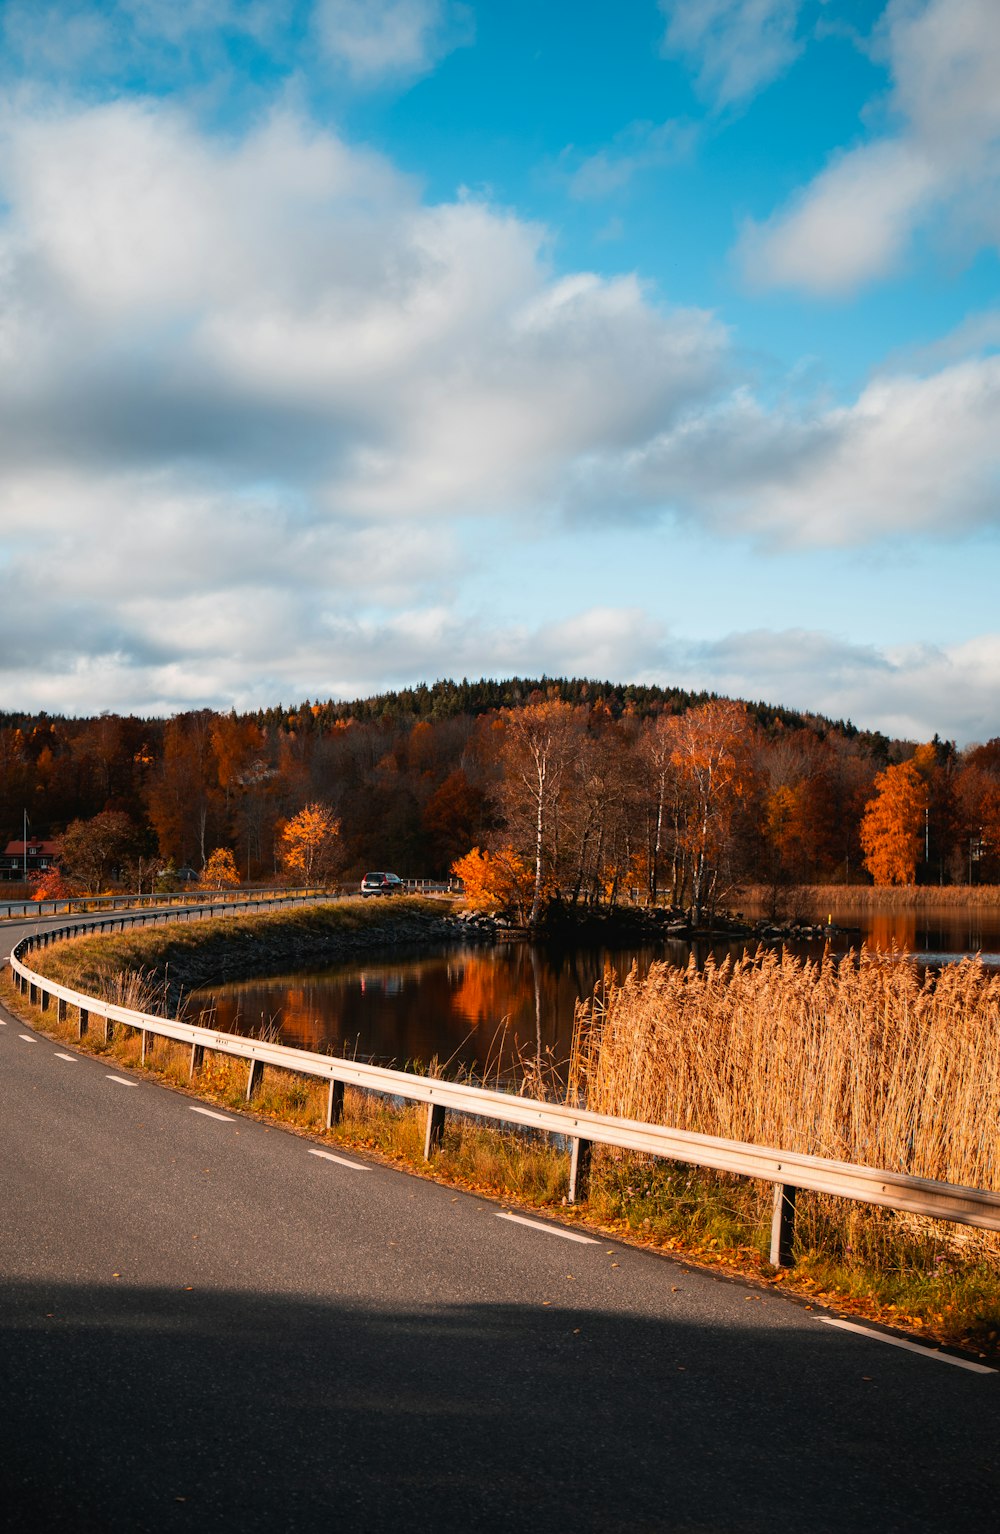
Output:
[0, 878, 457, 920]
[0, 885, 335, 921]
[9, 906, 1000, 1267]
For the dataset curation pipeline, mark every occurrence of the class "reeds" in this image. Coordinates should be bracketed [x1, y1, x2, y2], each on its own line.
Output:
[738, 883, 1000, 911]
[570, 947, 1000, 1193]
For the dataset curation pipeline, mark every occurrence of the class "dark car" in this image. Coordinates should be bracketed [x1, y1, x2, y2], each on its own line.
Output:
[360, 871, 404, 897]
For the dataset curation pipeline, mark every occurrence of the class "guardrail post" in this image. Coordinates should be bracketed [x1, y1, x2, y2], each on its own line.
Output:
[568, 1137, 593, 1203]
[40, 988, 51, 1012]
[246, 1058, 263, 1102]
[29, 982, 38, 1006]
[140, 1029, 150, 1065]
[57, 997, 67, 1023]
[102, 1014, 113, 1044]
[326, 1078, 345, 1128]
[770, 1182, 797, 1268]
[189, 1044, 204, 1077]
[78, 1007, 89, 1039]
[424, 1102, 446, 1159]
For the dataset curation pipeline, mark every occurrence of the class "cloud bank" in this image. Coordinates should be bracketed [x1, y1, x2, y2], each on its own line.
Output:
[0, 81, 997, 739]
[741, 0, 1000, 294]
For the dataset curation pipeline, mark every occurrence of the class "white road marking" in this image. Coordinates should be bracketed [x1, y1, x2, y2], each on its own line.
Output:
[106, 1074, 137, 1088]
[819, 1316, 997, 1373]
[19, 1034, 38, 1044]
[497, 1212, 599, 1245]
[54, 1053, 77, 1063]
[309, 1148, 371, 1172]
[0, 1018, 7, 1024]
[189, 1106, 233, 1123]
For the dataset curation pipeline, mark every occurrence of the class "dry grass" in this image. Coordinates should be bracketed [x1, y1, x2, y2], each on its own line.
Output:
[738, 883, 1000, 912]
[571, 946, 1000, 1190]
[570, 946, 1000, 1348]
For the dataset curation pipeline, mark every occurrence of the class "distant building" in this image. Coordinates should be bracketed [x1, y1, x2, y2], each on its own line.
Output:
[1, 839, 61, 881]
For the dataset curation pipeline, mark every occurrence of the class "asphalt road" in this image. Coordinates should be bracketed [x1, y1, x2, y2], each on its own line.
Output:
[2, 922, 999, 1532]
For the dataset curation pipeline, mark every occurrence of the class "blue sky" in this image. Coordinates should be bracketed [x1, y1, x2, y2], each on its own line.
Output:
[1, 0, 998, 742]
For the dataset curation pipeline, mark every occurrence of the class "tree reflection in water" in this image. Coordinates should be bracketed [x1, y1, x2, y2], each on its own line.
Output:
[190, 908, 1000, 1085]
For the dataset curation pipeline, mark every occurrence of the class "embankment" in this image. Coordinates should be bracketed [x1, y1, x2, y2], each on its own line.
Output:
[29, 896, 483, 1012]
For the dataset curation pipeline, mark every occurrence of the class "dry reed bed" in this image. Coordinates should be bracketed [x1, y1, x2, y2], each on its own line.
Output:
[570, 947, 1000, 1193]
[737, 883, 1000, 911]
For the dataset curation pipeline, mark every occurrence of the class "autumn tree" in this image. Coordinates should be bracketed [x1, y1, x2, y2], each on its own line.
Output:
[860, 759, 930, 885]
[452, 845, 534, 924]
[277, 802, 341, 883]
[145, 712, 224, 868]
[637, 713, 680, 904]
[496, 700, 580, 927]
[203, 847, 241, 889]
[422, 769, 486, 873]
[668, 700, 754, 921]
[561, 710, 642, 910]
[29, 866, 70, 901]
[58, 811, 144, 893]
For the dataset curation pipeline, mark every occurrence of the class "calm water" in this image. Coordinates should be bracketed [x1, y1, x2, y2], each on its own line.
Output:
[190, 906, 1000, 1079]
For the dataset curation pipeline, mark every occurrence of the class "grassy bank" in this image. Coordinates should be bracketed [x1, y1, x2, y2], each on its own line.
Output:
[27, 896, 458, 1012]
[8, 908, 1000, 1358]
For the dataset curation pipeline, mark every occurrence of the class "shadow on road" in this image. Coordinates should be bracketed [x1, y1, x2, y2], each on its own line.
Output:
[1, 1279, 996, 1532]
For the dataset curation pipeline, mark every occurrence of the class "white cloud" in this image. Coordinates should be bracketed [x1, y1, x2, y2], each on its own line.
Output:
[673, 628, 1000, 745]
[0, 91, 999, 723]
[0, 0, 290, 81]
[314, 0, 471, 82]
[564, 120, 697, 201]
[616, 353, 1000, 545]
[740, 139, 937, 296]
[741, 0, 1000, 293]
[0, 97, 729, 529]
[660, 0, 803, 109]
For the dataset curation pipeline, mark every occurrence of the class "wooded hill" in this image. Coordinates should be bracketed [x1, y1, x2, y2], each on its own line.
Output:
[1, 678, 995, 909]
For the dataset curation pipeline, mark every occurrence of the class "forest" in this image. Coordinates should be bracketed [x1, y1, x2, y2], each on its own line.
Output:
[2, 677, 999, 916]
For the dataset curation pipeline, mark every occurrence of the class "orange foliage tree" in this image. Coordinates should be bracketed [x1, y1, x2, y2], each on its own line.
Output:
[668, 700, 753, 920]
[202, 847, 241, 889]
[422, 769, 485, 872]
[451, 845, 535, 924]
[860, 759, 930, 885]
[29, 865, 70, 901]
[277, 802, 341, 883]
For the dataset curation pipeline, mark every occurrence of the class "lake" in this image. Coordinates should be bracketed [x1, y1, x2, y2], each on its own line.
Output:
[189, 905, 1000, 1081]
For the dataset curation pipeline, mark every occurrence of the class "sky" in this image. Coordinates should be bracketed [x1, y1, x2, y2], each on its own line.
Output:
[0, 0, 998, 743]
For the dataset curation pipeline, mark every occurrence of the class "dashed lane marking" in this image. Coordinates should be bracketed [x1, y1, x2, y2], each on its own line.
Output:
[18, 1034, 38, 1044]
[308, 1148, 372, 1172]
[497, 1212, 599, 1245]
[106, 1075, 137, 1088]
[818, 1316, 997, 1373]
[54, 1053, 77, 1063]
[189, 1106, 234, 1123]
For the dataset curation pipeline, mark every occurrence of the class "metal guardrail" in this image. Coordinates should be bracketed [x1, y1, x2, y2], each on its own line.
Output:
[0, 885, 333, 921]
[0, 878, 456, 921]
[9, 904, 1000, 1266]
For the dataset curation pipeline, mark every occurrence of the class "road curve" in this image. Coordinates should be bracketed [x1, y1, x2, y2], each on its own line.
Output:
[2, 935, 999, 1532]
